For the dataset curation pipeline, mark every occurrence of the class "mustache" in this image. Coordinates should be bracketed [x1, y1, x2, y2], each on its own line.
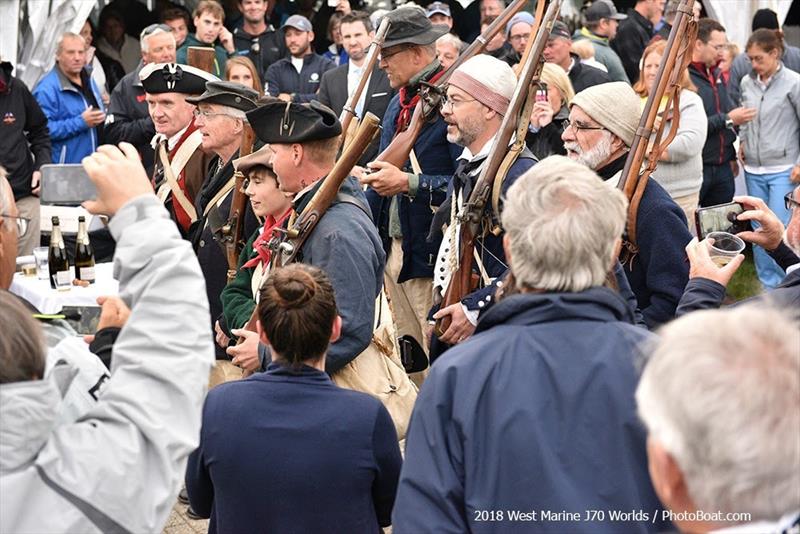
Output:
[563, 141, 581, 153]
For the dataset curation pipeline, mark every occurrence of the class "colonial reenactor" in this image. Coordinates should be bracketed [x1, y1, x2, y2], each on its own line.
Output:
[185, 80, 260, 357]
[359, 6, 461, 359]
[228, 100, 385, 376]
[140, 62, 218, 238]
[428, 55, 537, 357]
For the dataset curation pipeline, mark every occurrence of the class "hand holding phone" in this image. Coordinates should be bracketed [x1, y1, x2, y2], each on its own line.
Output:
[694, 201, 751, 239]
[730, 195, 786, 250]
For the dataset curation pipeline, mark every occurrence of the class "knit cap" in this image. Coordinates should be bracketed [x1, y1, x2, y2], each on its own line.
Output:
[570, 81, 641, 147]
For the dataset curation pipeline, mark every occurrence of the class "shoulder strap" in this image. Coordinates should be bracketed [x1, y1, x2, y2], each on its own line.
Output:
[490, 145, 537, 233]
[159, 143, 198, 223]
[335, 192, 373, 220]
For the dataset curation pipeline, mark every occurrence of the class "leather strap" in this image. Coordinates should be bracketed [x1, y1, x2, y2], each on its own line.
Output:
[159, 142, 198, 223]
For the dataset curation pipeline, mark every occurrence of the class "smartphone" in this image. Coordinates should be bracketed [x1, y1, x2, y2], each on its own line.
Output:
[40, 164, 97, 206]
[535, 82, 548, 103]
[694, 202, 751, 239]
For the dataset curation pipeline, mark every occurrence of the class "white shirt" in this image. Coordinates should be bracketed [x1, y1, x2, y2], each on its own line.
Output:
[347, 61, 370, 118]
[291, 56, 304, 74]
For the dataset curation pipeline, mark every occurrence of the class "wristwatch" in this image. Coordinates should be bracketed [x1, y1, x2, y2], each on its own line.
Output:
[724, 115, 734, 129]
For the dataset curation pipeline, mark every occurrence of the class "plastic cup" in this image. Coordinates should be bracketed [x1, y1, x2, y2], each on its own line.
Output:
[706, 232, 745, 267]
[33, 247, 49, 280]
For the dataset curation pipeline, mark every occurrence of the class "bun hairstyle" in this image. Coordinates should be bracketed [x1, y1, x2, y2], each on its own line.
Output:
[257, 264, 337, 367]
[746, 28, 785, 57]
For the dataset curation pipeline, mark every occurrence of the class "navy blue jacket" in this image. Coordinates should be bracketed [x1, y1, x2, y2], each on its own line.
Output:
[366, 93, 462, 283]
[393, 288, 666, 533]
[187, 364, 402, 534]
[266, 53, 335, 103]
[688, 62, 737, 166]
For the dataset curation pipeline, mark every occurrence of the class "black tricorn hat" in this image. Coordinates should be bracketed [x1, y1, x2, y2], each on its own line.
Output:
[382, 5, 449, 49]
[185, 80, 259, 111]
[247, 100, 342, 144]
[140, 63, 219, 95]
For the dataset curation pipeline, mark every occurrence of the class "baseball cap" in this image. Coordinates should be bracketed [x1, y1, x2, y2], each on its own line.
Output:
[282, 14, 313, 32]
[584, 0, 627, 22]
[426, 1, 451, 18]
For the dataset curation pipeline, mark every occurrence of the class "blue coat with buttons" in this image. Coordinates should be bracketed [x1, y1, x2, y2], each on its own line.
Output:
[366, 95, 462, 283]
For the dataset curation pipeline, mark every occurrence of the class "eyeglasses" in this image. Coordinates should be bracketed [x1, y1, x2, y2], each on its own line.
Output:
[441, 94, 477, 110]
[193, 108, 231, 119]
[785, 191, 800, 211]
[564, 119, 605, 134]
[0, 214, 30, 237]
[378, 44, 416, 62]
[509, 33, 531, 43]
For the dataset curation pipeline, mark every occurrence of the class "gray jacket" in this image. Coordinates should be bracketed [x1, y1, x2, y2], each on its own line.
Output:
[728, 46, 800, 105]
[0, 195, 214, 533]
[739, 64, 800, 168]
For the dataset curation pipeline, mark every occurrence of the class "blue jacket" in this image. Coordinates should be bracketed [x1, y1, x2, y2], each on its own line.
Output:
[393, 288, 666, 533]
[366, 94, 462, 282]
[187, 364, 402, 534]
[33, 67, 105, 163]
[688, 62, 737, 166]
[266, 53, 335, 103]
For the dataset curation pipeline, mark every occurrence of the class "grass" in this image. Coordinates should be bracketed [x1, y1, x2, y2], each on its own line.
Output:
[725, 246, 763, 303]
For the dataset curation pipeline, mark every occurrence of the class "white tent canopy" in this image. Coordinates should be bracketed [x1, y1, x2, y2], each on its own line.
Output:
[708, 0, 792, 49]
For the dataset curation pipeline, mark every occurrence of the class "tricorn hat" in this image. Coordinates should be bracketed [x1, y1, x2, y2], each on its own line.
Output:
[382, 5, 449, 49]
[140, 63, 219, 95]
[185, 80, 259, 111]
[247, 100, 342, 144]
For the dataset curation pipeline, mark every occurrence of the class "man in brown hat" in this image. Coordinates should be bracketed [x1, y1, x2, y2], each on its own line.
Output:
[185, 80, 260, 359]
[358, 5, 461, 366]
[140, 62, 218, 238]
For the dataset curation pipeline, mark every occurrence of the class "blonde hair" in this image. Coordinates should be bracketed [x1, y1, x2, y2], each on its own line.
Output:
[225, 56, 264, 96]
[633, 40, 697, 96]
[540, 62, 575, 106]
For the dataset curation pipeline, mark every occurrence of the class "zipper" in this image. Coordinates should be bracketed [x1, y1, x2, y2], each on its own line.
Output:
[708, 67, 725, 165]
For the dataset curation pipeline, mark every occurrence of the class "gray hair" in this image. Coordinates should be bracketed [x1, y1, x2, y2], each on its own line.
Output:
[437, 33, 465, 53]
[56, 32, 86, 55]
[0, 290, 46, 383]
[501, 155, 627, 292]
[140, 27, 175, 53]
[636, 304, 800, 520]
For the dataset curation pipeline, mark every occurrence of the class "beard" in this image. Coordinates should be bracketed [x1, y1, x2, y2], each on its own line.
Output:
[446, 115, 482, 147]
[564, 131, 614, 170]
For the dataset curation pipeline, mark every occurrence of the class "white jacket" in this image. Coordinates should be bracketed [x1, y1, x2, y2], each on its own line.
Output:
[0, 195, 214, 533]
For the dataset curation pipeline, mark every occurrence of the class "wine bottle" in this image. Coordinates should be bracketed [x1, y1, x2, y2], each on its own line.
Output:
[48, 216, 71, 289]
[75, 216, 96, 283]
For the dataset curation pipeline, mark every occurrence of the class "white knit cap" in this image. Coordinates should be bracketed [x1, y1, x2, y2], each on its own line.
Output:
[570, 81, 642, 147]
[448, 55, 517, 116]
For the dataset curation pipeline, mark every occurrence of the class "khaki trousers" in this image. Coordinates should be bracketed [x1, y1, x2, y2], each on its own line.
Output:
[673, 191, 700, 235]
[16, 195, 40, 256]
[384, 238, 432, 387]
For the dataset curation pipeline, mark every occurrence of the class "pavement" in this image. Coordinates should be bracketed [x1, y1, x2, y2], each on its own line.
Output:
[162, 502, 209, 534]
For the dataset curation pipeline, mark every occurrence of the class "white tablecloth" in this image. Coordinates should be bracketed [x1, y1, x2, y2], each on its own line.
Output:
[10, 262, 118, 314]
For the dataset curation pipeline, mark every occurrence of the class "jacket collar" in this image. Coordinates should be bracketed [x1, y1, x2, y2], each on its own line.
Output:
[0, 365, 76, 472]
[262, 362, 332, 384]
[475, 286, 636, 335]
[55, 65, 82, 92]
[596, 153, 628, 181]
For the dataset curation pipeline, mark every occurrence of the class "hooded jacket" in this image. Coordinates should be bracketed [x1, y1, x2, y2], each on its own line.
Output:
[33, 66, 105, 164]
[0, 195, 214, 533]
[0, 61, 51, 200]
[393, 288, 666, 533]
[688, 61, 738, 166]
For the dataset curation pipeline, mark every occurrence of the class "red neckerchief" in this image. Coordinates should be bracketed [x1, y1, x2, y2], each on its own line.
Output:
[243, 207, 293, 269]
[170, 117, 202, 233]
[396, 67, 446, 132]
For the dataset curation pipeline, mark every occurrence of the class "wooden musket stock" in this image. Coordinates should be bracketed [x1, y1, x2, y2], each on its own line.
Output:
[186, 47, 216, 75]
[223, 124, 256, 282]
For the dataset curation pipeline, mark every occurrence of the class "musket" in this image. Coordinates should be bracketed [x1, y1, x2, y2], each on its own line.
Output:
[339, 17, 390, 151]
[617, 0, 697, 264]
[186, 47, 217, 75]
[237, 113, 382, 350]
[221, 124, 257, 283]
[435, 0, 560, 337]
[374, 0, 528, 168]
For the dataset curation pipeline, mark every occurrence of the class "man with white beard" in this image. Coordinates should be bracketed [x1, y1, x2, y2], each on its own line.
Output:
[676, 185, 800, 311]
[560, 81, 692, 328]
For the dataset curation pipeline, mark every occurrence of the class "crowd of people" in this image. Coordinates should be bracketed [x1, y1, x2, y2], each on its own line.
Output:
[0, 0, 799, 532]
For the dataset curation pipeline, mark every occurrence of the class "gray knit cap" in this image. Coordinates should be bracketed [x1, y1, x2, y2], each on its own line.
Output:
[570, 82, 641, 147]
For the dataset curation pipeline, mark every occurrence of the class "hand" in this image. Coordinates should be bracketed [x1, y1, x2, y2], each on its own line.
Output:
[791, 165, 800, 184]
[432, 303, 476, 345]
[728, 107, 757, 126]
[31, 170, 41, 195]
[227, 329, 262, 372]
[84, 295, 131, 344]
[336, 0, 351, 13]
[277, 93, 292, 102]
[733, 194, 785, 251]
[530, 100, 554, 129]
[215, 320, 231, 348]
[685, 237, 744, 287]
[219, 27, 235, 53]
[351, 165, 367, 181]
[82, 107, 106, 127]
[101, 92, 110, 106]
[360, 161, 409, 196]
[82, 143, 153, 216]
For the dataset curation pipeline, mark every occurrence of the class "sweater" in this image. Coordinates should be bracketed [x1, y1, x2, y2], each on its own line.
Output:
[177, 35, 230, 78]
[646, 89, 707, 199]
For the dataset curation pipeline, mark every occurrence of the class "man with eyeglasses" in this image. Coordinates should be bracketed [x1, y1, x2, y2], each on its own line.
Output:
[105, 24, 177, 176]
[357, 6, 461, 373]
[561, 81, 692, 328]
[232, 0, 287, 84]
[141, 63, 218, 238]
[504, 12, 533, 66]
[677, 186, 800, 312]
[428, 54, 536, 358]
[689, 18, 756, 208]
[185, 81, 260, 361]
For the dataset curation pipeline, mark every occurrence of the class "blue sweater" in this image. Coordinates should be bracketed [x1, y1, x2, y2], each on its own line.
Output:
[366, 92, 462, 282]
[187, 364, 402, 534]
